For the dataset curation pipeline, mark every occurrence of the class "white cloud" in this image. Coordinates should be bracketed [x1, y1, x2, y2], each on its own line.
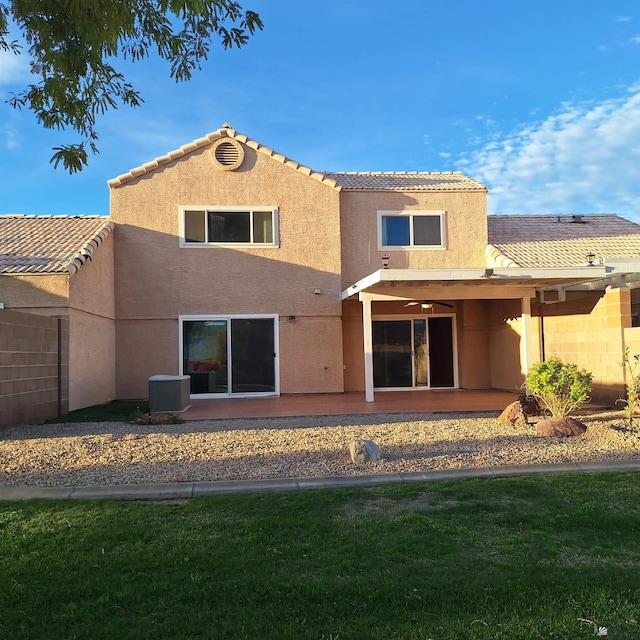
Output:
[457, 87, 640, 221]
[0, 47, 29, 87]
[2, 123, 22, 150]
[614, 16, 632, 22]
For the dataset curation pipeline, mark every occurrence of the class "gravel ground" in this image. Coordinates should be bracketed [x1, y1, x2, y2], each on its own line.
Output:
[1, 410, 640, 487]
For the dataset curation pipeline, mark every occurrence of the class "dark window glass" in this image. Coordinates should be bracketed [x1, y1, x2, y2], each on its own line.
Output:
[253, 211, 273, 243]
[382, 216, 410, 246]
[208, 212, 251, 242]
[413, 216, 442, 245]
[184, 210, 206, 242]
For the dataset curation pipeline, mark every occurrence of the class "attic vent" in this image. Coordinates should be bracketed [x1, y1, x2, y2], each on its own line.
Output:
[211, 138, 245, 171]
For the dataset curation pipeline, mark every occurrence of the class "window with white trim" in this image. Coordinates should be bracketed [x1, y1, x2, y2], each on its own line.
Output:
[181, 207, 278, 246]
[378, 210, 446, 249]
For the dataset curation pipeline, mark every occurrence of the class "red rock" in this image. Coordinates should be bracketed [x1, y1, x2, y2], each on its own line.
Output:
[536, 417, 587, 437]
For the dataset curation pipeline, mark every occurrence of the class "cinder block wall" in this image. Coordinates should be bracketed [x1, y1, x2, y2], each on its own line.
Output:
[535, 289, 629, 406]
[0, 309, 69, 427]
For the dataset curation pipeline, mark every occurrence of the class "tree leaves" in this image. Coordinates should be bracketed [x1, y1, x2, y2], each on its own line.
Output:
[0, 0, 263, 172]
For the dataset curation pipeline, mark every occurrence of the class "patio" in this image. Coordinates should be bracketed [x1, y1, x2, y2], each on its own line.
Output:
[180, 389, 521, 421]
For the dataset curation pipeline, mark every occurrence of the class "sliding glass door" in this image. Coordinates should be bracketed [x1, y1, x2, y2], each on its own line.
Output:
[181, 316, 277, 396]
[372, 317, 455, 389]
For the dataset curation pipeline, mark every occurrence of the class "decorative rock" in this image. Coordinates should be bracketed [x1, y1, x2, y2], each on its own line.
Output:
[349, 439, 381, 464]
[536, 417, 587, 437]
[498, 395, 542, 426]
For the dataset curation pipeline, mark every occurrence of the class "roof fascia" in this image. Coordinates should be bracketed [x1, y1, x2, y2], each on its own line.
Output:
[108, 127, 341, 191]
[341, 266, 609, 301]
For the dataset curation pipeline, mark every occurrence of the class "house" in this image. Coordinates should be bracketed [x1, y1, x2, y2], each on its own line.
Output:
[0, 215, 114, 423]
[2, 123, 640, 423]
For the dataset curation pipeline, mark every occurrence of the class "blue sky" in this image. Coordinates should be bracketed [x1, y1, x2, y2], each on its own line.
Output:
[1, 0, 640, 220]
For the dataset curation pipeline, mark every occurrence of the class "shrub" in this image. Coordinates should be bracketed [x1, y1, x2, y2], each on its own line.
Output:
[526, 357, 592, 419]
[617, 347, 640, 429]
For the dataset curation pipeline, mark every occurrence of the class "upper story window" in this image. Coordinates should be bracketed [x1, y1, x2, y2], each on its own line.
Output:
[181, 207, 279, 247]
[378, 210, 446, 250]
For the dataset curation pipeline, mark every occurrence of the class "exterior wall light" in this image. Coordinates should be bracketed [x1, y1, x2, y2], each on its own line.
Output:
[586, 252, 596, 266]
[381, 255, 390, 269]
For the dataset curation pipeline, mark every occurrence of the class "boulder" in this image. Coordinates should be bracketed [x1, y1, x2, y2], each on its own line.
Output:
[498, 395, 542, 426]
[536, 417, 587, 437]
[349, 439, 381, 464]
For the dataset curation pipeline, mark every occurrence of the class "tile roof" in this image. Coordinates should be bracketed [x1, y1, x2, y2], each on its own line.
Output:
[488, 214, 640, 268]
[324, 171, 487, 191]
[108, 124, 486, 192]
[0, 215, 113, 275]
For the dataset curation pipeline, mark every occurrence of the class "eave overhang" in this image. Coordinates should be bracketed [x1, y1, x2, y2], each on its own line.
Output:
[341, 266, 618, 303]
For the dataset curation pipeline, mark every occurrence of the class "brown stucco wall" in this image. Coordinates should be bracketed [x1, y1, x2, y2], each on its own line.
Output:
[110, 144, 344, 397]
[339, 190, 488, 288]
[457, 300, 491, 389]
[68, 232, 116, 410]
[0, 273, 69, 311]
[0, 309, 69, 427]
[487, 299, 527, 392]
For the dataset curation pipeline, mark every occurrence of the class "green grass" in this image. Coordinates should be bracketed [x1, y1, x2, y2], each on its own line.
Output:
[46, 400, 149, 423]
[2, 473, 640, 639]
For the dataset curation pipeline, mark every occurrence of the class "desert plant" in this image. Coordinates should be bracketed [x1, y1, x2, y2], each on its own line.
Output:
[525, 357, 592, 419]
[616, 347, 640, 429]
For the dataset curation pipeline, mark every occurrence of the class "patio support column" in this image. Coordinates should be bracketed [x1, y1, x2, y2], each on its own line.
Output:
[361, 294, 375, 402]
[521, 295, 532, 393]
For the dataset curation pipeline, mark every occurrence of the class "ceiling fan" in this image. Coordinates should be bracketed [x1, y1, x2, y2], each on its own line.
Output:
[403, 300, 454, 309]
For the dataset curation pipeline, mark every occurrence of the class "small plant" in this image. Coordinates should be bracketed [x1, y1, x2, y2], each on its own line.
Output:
[129, 406, 146, 423]
[616, 347, 640, 429]
[129, 409, 185, 425]
[525, 357, 592, 419]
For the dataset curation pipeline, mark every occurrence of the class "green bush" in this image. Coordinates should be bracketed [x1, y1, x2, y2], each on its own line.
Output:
[617, 347, 640, 429]
[526, 357, 592, 419]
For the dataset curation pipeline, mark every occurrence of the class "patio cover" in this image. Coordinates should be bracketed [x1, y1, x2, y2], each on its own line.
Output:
[341, 265, 640, 401]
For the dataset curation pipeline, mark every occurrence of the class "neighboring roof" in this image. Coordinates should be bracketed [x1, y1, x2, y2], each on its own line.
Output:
[324, 171, 487, 191]
[0, 215, 113, 275]
[488, 214, 640, 268]
[108, 123, 486, 192]
[108, 124, 341, 190]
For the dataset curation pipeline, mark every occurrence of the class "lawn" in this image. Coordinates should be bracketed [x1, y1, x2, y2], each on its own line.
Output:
[45, 400, 150, 423]
[1, 473, 639, 639]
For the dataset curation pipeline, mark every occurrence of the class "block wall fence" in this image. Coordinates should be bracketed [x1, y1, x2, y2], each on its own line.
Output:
[0, 309, 69, 428]
[536, 288, 631, 406]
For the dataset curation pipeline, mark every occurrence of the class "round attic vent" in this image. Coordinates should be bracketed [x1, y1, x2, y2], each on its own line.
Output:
[211, 138, 244, 171]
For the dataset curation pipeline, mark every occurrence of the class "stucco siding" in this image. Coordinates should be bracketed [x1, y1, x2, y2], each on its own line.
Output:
[110, 143, 344, 396]
[487, 299, 526, 392]
[340, 190, 487, 288]
[457, 300, 491, 389]
[68, 309, 115, 410]
[116, 319, 179, 399]
[0, 274, 69, 312]
[278, 316, 344, 393]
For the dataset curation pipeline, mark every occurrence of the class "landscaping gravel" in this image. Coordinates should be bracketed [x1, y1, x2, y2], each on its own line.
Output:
[1, 411, 639, 487]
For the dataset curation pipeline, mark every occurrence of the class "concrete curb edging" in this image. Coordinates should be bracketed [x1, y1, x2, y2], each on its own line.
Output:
[1, 459, 639, 501]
